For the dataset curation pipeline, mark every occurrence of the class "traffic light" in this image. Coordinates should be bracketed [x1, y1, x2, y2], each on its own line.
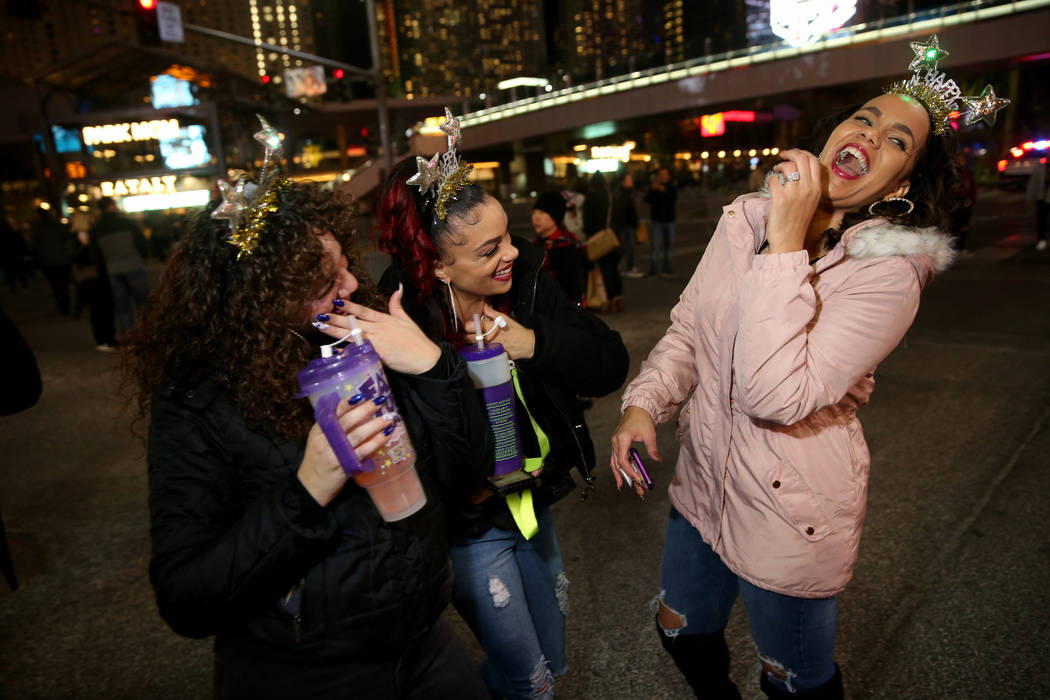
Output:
[134, 0, 160, 46]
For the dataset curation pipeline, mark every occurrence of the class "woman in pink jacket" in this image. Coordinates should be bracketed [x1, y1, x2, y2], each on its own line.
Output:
[610, 44, 1002, 699]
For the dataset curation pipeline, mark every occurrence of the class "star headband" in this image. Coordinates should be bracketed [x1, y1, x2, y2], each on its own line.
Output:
[211, 114, 289, 258]
[886, 34, 1010, 135]
[406, 107, 473, 222]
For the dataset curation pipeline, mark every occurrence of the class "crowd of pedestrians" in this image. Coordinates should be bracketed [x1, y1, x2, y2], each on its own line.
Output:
[1, 198, 162, 352]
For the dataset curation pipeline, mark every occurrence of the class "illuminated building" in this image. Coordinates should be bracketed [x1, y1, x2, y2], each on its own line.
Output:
[0, 0, 315, 86]
[558, 0, 646, 82]
[372, 0, 546, 99]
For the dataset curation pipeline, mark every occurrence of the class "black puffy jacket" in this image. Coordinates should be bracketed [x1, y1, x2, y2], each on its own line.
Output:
[146, 345, 492, 663]
[380, 236, 630, 536]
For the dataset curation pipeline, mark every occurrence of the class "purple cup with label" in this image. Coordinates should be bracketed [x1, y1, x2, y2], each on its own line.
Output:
[459, 342, 523, 476]
[296, 336, 425, 521]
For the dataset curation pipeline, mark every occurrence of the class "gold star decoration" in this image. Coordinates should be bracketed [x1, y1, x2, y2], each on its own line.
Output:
[908, 35, 949, 72]
[961, 85, 1011, 127]
[439, 107, 462, 151]
[406, 153, 441, 192]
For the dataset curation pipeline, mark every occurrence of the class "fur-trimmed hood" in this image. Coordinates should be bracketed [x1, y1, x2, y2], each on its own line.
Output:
[742, 190, 956, 280]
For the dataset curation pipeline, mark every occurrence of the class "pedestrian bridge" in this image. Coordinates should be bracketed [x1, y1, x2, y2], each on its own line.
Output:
[460, 0, 1050, 149]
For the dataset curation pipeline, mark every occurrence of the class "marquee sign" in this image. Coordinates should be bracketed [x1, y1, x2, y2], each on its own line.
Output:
[82, 119, 181, 147]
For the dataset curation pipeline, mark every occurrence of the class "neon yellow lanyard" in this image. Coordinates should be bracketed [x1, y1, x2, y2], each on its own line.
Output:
[504, 363, 550, 539]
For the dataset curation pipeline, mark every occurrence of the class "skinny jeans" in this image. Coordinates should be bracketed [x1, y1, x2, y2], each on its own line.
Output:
[450, 507, 567, 700]
[658, 507, 839, 694]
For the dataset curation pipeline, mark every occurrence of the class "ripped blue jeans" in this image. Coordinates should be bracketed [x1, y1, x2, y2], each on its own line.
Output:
[656, 507, 838, 694]
[450, 508, 567, 700]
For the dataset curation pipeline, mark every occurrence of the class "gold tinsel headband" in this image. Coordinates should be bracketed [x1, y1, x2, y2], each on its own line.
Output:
[407, 107, 472, 222]
[885, 35, 1010, 136]
[211, 115, 289, 258]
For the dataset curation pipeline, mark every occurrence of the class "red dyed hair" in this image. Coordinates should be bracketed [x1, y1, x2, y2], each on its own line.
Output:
[376, 158, 442, 303]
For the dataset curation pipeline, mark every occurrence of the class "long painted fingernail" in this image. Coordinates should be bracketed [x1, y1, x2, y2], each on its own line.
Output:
[312, 321, 329, 330]
[373, 395, 388, 406]
[382, 425, 396, 436]
[348, 393, 364, 405]
[331, 299, 345, 307]
[316, 313, 330, 322]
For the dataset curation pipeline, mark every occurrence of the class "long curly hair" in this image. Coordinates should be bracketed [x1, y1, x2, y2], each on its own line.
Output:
[375, 157, 494, 343]
[808, 101, 962, 235]
[121, 180, 383, 439]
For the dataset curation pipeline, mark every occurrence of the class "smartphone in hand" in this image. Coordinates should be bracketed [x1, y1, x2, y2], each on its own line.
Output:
[628, 448, 654, 490]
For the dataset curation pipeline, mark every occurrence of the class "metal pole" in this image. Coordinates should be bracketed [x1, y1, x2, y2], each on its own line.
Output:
[183, 22, 373, 77]
[364, 0, 393, 176]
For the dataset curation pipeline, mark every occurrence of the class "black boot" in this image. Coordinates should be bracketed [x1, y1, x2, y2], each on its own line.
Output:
[759, 663, 843, 699]
[657, 622, 741, 699]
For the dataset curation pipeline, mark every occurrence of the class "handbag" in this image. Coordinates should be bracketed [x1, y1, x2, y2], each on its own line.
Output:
[635, 221, 649, 244]
[585, 267, 608, 311]
[585, 227, 619, 261]
[584, 193, 620, 261]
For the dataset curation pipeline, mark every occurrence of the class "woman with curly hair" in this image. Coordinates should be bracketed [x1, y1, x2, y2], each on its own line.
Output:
[122, 178, 492, 699]
[610, 54, 984, 697]
[331, 155, 629, 699]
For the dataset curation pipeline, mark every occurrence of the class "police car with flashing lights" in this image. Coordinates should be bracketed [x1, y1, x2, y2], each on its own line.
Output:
[998, 140, 1049, 190]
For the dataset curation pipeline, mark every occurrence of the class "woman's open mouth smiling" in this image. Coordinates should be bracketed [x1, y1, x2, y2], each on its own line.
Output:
[831, 144, 870, 180]
[492, 264, 513, 282]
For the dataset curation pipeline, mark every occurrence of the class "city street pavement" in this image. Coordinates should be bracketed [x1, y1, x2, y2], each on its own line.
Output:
[2, 187, 1049, 699]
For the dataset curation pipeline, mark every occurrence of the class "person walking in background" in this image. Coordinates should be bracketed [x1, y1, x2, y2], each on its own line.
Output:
[1, 218, 30, 290]
[29, 207, 74, 315]
[645, 166, 678, 277]
[562, 178, 587, 239]
[531, 191, 586, 305]
[73, 231, 116, 352]
[612, 171, 643, 279]
[583, 172, 624, 312]
[950, 153, 977, 252]
[90, 197, 149, 334]
[1026, 156, 1049, 251]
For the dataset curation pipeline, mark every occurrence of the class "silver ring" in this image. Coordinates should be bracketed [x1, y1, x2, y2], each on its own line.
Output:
[786, 172, 801, 182]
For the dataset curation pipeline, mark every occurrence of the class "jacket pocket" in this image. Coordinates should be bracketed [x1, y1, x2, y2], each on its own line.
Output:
[766, 461, 832, 542]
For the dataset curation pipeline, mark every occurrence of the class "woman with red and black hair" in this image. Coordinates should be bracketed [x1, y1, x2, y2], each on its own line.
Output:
[367, 157, 629, 699]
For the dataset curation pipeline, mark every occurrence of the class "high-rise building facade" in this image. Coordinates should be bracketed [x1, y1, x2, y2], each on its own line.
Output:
[0, 0, 314, 90]
[557, 0, 647, 82]
[375, 0, 545, 99]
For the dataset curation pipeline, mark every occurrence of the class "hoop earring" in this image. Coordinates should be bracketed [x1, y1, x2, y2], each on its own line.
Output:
[867, 196, 914, 218]
[442, 279, 460, 333]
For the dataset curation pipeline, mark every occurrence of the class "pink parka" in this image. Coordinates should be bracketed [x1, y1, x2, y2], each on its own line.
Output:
[622, 193, 955, 598]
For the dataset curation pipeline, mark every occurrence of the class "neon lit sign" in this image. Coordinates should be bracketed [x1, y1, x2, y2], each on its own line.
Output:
[700, 111, 757, 137]
[100, 175, 178, 197]
[82, 119, 181, 146]
[590, 141, 636, 162]
[769, 0, 856, 48]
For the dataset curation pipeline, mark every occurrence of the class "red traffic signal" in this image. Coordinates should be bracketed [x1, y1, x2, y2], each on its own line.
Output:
[134, 0, 160, 45]
[334, 68, 345, 80]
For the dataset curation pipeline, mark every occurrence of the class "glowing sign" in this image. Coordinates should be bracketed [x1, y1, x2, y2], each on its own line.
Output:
[82, 119, 180, 146]
[590, 141, 636, 162]
[700, 111, 757, 137]
[121, 189, 210, 213]
[100, 175, 178, 197]
[770, 0, 856, 47]
[701, 113, 725, 137]
[151, 74, 196, 109]
[159, 124, 211, 170]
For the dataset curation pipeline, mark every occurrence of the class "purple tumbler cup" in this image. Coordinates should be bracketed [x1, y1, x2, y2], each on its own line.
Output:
[296, 331, 425, 521]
